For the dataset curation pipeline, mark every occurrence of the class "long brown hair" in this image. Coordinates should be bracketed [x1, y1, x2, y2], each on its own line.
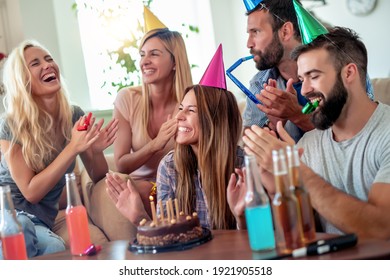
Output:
[174, 85, 242, 229]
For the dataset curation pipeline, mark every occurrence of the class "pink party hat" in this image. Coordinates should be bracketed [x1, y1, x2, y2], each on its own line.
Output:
[199, 44, 226, 90]
[243, 0, 263, 12]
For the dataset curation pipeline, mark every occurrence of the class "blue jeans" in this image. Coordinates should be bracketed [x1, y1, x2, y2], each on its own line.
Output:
[0, 211, 65, 259]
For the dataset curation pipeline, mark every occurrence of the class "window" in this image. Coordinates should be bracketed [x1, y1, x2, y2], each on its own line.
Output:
[76, 0, 215, 110]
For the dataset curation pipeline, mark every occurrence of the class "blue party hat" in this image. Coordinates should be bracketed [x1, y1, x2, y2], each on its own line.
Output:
[243, 0, 263, 12]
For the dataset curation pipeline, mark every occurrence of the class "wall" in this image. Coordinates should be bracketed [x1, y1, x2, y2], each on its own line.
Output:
[2, 0, 389, 114]
[209, 0, 258, 102]
[3, 0, 90, 111]
[304, 0, 390, 79]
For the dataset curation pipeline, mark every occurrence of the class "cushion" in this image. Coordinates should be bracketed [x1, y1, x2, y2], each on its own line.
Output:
[372, 78, 390, 105]
[53, 210, 109, 248]
[86, 178, 137, 241]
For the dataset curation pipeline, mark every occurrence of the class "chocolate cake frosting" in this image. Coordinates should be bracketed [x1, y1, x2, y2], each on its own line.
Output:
[136, 212, 203, 246]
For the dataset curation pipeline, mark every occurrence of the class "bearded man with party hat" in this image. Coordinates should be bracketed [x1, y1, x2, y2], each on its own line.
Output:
[240, 0, 314, 142]
[239, 0, 374, 144]
[240, 0, 390, 239]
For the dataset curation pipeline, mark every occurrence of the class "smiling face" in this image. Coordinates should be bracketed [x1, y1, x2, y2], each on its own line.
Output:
[24, 46, 61, 96]
[247, 10, 284, 70]
[139, 36, 175, 85]
[175, 89, 199, 150]
[298, 48, 348, 130]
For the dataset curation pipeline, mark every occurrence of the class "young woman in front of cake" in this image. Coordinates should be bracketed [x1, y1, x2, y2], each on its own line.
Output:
[106, 84, 245, 230]
[106, 45, 248, 230]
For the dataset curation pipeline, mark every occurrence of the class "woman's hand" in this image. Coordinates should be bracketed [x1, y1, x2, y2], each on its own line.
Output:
[91, 118, 119, 154]
[68, 116, 100, 155]
[105, 172, 150, 225]
[227, 168, 247, 229]
[151, 115, 178, 152]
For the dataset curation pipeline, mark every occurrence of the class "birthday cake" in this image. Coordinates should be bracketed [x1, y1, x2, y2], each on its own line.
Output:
[136, 212, 203, 246]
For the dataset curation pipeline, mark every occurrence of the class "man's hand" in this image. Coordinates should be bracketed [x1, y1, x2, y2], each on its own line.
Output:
[256, 78, 314, 132]
[243, 122, 294, 173]
[242, 122, 295, 196]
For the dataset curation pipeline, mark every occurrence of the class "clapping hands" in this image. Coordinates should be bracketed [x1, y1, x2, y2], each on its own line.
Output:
[91, 118, 119, 154]
[151, 115, 178, 152]
[105, 172, 150, 225]
[227, 168, 247, 230]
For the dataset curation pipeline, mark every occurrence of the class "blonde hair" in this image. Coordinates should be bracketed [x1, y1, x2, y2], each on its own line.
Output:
[174, 85, 242, 229]
[139, 29, 193, 137]
[2, 39, 73, 172]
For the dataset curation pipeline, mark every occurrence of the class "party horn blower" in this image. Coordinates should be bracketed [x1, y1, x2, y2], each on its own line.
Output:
[226, 55, 261, 105]
[302, 100, 319, 114]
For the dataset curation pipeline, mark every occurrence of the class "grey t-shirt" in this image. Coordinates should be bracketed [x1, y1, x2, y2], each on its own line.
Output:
[298, 102, 390, 235]
[0, 105, 84, 229]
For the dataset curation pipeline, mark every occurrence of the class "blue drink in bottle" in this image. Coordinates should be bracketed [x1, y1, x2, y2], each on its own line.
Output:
[244, 155, 276, 251]
[245, 204, 275, 251]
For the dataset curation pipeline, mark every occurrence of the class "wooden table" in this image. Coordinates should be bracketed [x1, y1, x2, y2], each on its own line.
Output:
[32, 230, 390, 260]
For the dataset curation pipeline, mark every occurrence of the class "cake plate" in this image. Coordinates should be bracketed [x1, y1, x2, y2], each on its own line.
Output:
[128, 227, 212, 254]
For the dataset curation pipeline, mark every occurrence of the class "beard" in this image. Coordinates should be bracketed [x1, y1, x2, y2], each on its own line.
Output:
[252, 32, 284, 71]
[311, 75, 348, 130]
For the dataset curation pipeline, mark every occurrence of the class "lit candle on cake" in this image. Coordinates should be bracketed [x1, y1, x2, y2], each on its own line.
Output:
[149, 196, 158, 225]
[167, 198, 175, 223]
[174, 198, 180, 219]
[167, 199, 171, 222]
[158, 199, 164, 222]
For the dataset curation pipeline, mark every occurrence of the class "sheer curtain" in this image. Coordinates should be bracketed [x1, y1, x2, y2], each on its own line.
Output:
[76, 0, 216, 110]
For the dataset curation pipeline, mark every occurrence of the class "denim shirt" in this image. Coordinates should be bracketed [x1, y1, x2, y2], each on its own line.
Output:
[243, 68, 306, 143]
[156, 147, 245, 229]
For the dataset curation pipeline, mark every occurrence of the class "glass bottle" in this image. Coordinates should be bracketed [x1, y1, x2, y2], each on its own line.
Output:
[271, 149, 304, 254]
[244, 155, 276, 252]
[0, 185, 28, 260]
[286, 145, 316, 243]
[65, 172, 91, 256]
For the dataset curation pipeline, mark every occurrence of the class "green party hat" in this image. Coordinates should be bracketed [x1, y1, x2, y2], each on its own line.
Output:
[293, 0, 328, 44]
